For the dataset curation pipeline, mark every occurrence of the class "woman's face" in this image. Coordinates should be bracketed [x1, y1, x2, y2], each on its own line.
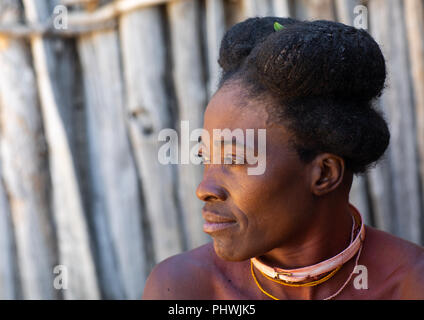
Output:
[196, 83, 315, 261]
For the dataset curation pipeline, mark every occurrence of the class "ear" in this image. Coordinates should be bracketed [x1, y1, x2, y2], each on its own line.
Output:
[309, 153, 345, 196]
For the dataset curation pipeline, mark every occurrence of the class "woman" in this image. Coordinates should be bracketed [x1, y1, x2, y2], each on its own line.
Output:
[143, 17, 424, 300]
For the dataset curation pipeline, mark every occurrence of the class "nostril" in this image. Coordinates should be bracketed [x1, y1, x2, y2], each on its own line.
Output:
[196, 190, 218, 202]
[196, 182, 228, 202]
[203, 195, 217, 202]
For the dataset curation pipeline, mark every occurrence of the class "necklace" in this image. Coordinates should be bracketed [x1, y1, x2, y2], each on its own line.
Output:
[251, 244, 363, 300]
[251, 205, 365, 283]
[251, 204, 365, 300]
[251, 260, 342, 293]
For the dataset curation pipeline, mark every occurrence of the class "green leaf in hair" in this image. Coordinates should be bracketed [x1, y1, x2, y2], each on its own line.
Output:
[274, 22, 285, 31]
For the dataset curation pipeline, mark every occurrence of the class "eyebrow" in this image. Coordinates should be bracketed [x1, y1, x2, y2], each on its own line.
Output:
[199, 135, 253, 150]
[214, 138, 246, 149]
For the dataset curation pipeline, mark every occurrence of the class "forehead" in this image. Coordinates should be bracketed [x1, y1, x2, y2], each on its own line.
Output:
[202, 84, 295, 152]
[204, 85, 268, 132]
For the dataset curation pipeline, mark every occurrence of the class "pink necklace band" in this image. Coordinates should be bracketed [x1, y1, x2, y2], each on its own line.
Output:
[250, 204, 366, 283]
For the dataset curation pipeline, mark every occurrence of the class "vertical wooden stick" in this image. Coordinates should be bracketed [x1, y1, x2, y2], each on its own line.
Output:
[205, 0, 226, 98]
[167, 0, 210, 249]
[368, 0, 422, 243]
[0, 158, 16, 299]
[119, 6, 183, 265]
[241, 0, 273, 18]
[23, 0, 100, 299]
[78, 29, 147, 299]
[0, 0, 55, 300]
[405, 0, 424, 214]
[293, 0, 335, 20]
[334, 0, 360, 25]
[271, 0, 290, 17]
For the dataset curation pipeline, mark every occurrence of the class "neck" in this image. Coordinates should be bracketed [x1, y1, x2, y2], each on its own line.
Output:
[260, 199, 353, 270]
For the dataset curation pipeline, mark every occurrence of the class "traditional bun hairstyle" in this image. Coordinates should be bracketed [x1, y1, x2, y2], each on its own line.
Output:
[217, 17, 390, 174]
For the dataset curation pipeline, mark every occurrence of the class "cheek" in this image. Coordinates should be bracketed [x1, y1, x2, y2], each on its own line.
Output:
[236, 156, 306, 212]
[232, 157, 309, 241]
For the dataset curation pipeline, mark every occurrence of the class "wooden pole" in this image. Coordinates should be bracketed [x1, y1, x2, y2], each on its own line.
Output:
[0, 156, 16, 299]
[366, 1, 400, 234]
[293, 0, 335, 20]
[23, 0, 100, 299]
[334, 0, 360, 25]
[0, 20, 117, 38]
[167, 0, 209, 249]
[368, 0, 422, 243]
[0, 0, 56, 299]
[0, 0, 175, 38]
[78, 29, 147, 299]
[205, 0, 226, 99]
[305, 0, 335, 20]
[223, 0, 245, 27]
[67, 0, 173, 26]
[271, 0, 290, 17]
[0, 160, 17, 300]
[119, 5, 183, 266]
[241, 0, 273, 18]
[405, 0, 424, 217]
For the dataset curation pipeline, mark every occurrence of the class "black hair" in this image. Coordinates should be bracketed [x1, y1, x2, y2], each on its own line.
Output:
[217, 17, 390, 174]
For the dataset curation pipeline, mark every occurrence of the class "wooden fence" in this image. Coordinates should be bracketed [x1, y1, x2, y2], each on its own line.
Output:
[0, 0, 423, 299]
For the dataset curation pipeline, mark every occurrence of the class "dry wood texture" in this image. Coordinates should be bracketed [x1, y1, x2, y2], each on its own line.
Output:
[22, 0, 100, 299]
[119, 5, 183, 264]
[0, 0, 56, 299]
[0, 0, 422, 299]
[369, 0, 422, 243]
[167, 0, 209, 249]
[405, 0, 424, 212]
[78, 28, 146, 299]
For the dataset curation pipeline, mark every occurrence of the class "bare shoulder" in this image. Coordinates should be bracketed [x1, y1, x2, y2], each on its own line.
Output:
[363, 226, 424, 298]
[364, 225, 424, 265]
[142, 242, 218, 299]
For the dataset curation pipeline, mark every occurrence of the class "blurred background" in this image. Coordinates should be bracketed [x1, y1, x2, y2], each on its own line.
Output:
[0, 0, 423, 299]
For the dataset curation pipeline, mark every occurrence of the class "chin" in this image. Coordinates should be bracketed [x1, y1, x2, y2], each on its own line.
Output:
[212, 239, 249, 262]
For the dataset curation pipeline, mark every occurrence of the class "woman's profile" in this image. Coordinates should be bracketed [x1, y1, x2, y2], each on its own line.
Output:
[143, 17, 424, 300]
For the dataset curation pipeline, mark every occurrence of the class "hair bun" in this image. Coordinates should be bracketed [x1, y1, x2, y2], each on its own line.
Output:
[218, 17, 298, 74]
[248, 20, 386, 103]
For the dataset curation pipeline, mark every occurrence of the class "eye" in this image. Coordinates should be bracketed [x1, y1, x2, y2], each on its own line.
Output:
[223, 156, 235, 165]
[196, 150, 204, 164]
[224, 154, 244, 165]
[197, 150, 211, 164]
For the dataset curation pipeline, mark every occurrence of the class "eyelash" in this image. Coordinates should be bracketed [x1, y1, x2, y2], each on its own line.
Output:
[196, 151, 241, 165]
[196, 151, 210, 164]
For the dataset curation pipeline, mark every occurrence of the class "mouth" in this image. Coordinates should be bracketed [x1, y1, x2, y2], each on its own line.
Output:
[202, 210, 237, 234]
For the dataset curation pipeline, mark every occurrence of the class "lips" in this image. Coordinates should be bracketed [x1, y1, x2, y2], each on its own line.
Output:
[202, 210, 235, 223]
[202, 209, 237, 234]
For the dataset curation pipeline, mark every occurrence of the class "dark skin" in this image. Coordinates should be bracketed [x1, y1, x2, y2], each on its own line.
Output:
[143, 83, 424, 300]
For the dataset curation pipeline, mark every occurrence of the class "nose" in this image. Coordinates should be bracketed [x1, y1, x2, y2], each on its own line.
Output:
[196, 176, 228, 202]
